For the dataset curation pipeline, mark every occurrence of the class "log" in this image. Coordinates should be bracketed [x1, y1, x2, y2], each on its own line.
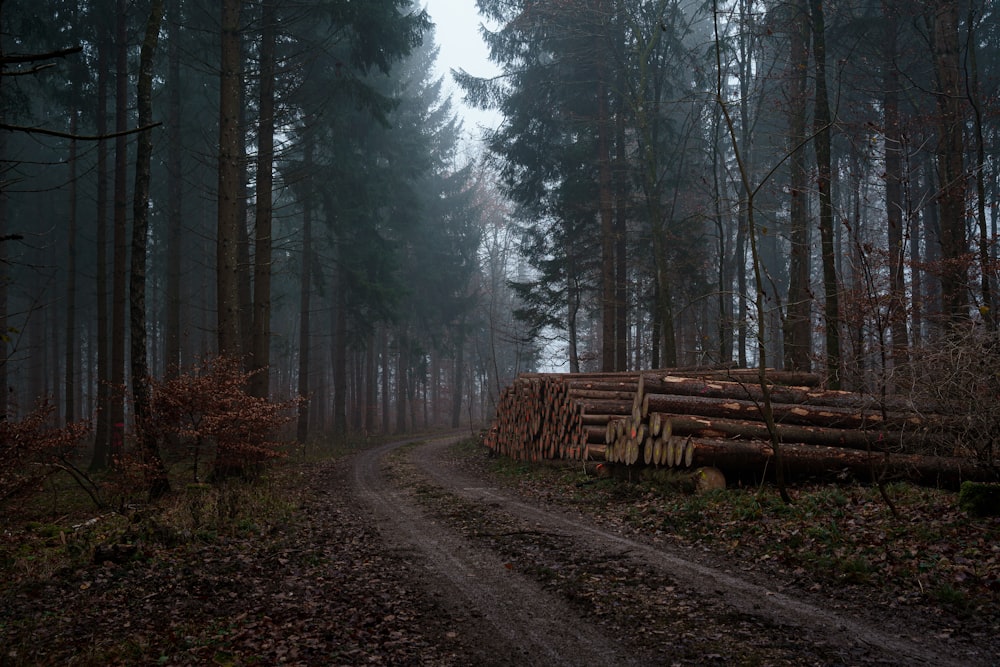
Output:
[563, 388, 638, 402]
[649, 412, 953, 453]
[641, 392, 940, 431]
[576, 399, 635, 416]
[685, 437, 999, 487]
[653, 368, 823, 387]
[641, 374, 932, 413]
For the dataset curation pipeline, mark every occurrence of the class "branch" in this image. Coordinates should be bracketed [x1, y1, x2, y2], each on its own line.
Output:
[0, 45, 82, 65]
[3, 63, 57, 77]
[0, 121, 162, 141]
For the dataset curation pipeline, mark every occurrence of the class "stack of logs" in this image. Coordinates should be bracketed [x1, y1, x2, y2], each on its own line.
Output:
[482, 369, 998, 487]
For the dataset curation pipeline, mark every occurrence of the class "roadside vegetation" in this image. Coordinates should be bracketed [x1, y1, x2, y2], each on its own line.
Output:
[454, 438, 1000, 632]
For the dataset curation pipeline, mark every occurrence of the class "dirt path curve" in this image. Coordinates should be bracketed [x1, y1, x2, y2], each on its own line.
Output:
[353, 435, 637, 666]
[354, 434, 977, 666]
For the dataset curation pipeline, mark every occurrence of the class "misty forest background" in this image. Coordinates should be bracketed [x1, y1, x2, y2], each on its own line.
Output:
[1, 0, 998, 472]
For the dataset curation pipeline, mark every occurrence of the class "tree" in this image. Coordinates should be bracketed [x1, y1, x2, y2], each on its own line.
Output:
[782, 0, 812, 372]
[217, 0, 242, 358]
[129, 0, 169, 498]
[928, 0, 968, 325]
[249, 0, 277, 399]
[810, 0, 841, 388]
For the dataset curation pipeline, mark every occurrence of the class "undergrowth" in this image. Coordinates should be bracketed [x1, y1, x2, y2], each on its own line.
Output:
[467, 439, 1000, 620]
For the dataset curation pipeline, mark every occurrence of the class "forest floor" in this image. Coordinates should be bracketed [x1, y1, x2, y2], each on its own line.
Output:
[1, 433, 999, 665]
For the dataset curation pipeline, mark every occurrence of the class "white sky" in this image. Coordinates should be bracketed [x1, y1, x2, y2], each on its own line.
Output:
[421, 0, 503, 146]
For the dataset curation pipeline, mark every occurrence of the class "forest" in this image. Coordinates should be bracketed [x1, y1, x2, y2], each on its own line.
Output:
[1, 0, 999, 489]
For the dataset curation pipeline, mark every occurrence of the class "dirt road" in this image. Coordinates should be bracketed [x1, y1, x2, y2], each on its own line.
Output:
[354, 434, 989, 666]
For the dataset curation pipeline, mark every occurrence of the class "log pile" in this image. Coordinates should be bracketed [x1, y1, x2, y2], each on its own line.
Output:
[482, 369, 998, 488]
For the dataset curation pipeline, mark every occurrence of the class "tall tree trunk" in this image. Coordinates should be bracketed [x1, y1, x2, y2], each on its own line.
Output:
[217, 0, 243, 357]
[0, 84, 6, 422]
[332, 263, 348, 437]
[929, 0, 968, 324]
[365, 336, 377, 432]
[65, 109, 78, 423]
[131, 0, 169, 499]
[250, 0, 276, 398]
[810, 0, 841, 388]
[451, 320, 465, 428]
[597, 67, 616, 372]
[784, 0, 811, 372]
[91, 32, 111, 470]
[111, 0, 129, 457]
[296, 141, 313, 444]
[395, 331, 408, 434]
[966, 7, 993, 326]
[164, 0, 182, 377]
[882, 0, 908, 370]
[380, 326, 390, 434]
[613, 50, 629, 372]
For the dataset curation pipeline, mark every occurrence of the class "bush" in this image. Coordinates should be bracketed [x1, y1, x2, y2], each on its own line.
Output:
[150, 356, 301, 483]
[0, 401, 91, 502]
[903, 326, 1000, 463]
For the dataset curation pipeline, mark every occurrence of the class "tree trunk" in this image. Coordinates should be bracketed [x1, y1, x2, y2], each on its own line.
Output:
[296, 141, 313, 444]
[685, 437, 996, 488]
[250, 0, 276, 399]
[648, 412, 949, 452]
[217, 0, 242, 357]
[451, 318, 465, 428]
[65, 109, 77, 424]
[395, 331, 408, 434]
[784, 0, 811, 372]
[614, 92, 629, 372]
[90, 31, 111, 470]
[882, 1, 908, 368]
[966, 7, 993, 326]
[929, 0, 968, 324]
[597, 58, 616, 372]
[811, 0, 840, 388]
[131, 0, 169, 499]
[333, 263, 348, 437]
[0, 88, 6, 422]
[365, 337, 377, 433]
[110, 0, 128, 460]
[164, 0, 182, 377]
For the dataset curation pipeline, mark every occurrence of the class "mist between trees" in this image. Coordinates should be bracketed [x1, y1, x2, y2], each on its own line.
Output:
[0, 0, 997, 465]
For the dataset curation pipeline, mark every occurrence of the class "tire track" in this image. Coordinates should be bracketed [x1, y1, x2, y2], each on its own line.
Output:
[352, 436, 639, 667]
[407, 437, 974, 667]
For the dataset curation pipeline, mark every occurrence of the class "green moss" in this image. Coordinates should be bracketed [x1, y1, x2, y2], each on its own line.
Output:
[958, 481, 1000, 517]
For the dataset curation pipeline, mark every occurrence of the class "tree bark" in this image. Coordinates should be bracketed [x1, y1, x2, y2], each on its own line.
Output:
[65, 108, 77, 423]
[929, 0, 968, 324]
[784, 0, 811, 372]
[90, 31, 111, 470]
[642, 391, 938, 431]
[882, 0, 908, 368]
[649, 412, 949, 452]
[930, 0, 969, 324]
[810, 0, 841, 388]
[217, 0, 242, 357]
[131, 0, 169, 499]
[250, 0, 276, 399]
[296, 140, 313, 444]
[110, 0, 128, 460]
[164, 0, 182, 377]
[685, 437, 996, 488]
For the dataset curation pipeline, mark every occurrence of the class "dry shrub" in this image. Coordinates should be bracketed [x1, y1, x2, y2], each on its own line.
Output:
[903, 325, 1000, 464]
[0, 401, 91, 502]
[149, 356, 301, 482]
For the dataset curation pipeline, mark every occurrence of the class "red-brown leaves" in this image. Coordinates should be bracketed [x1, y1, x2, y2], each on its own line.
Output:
[150, 356, 301, 481]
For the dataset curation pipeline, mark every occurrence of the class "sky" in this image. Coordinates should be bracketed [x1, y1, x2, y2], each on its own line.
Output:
[421, 0, 503, 146]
